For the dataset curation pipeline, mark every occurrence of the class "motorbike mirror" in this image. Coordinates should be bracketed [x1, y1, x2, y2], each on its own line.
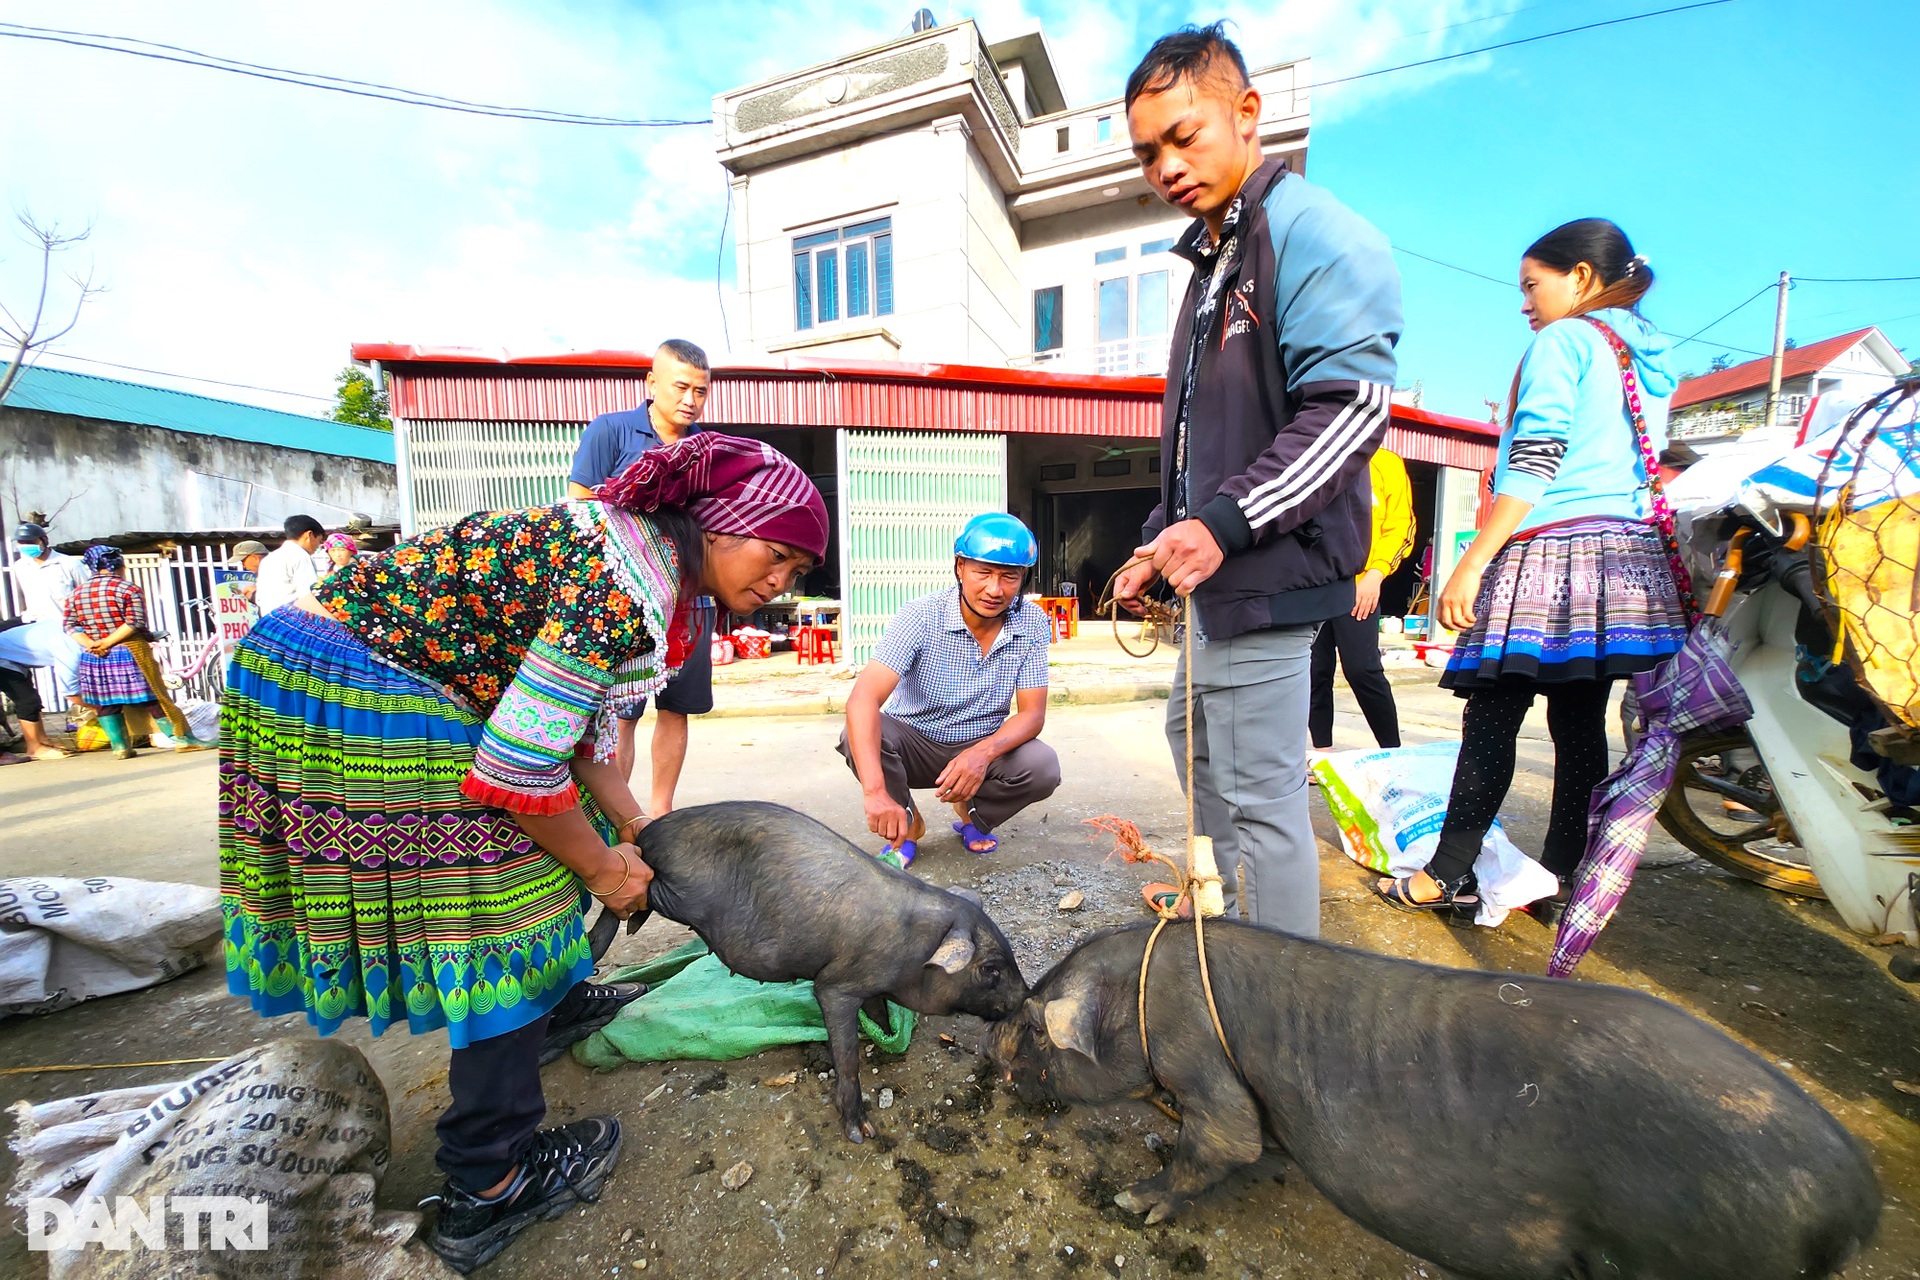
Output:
[1734, 479, 1784, 538]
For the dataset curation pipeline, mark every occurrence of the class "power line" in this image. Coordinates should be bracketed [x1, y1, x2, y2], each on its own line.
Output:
[0, 22, 705, 127]
[36, 351, 333, 402]
[1672, 282, 1775, 348]
[1395, 245, 1772, 358]
[1796, 274, 1920, 284]
[4, 2, 1738, 131]
[1393, 246, 1513, 288]
[1308, 0, 1736, 91]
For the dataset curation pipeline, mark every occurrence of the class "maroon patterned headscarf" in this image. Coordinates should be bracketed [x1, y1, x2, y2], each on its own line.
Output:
[597, 433, 828, 561]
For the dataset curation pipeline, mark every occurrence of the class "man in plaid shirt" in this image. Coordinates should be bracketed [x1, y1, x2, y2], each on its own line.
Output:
[839, 514, 1060, 867]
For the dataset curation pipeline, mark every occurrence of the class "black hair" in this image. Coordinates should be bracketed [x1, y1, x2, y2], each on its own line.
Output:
[647, 505, 709, 612]
[1523, 218, 1654, 314]
[1125, 21, 1251, 109]
[284, 514, 326, 539]
[655, 339, 710, 373]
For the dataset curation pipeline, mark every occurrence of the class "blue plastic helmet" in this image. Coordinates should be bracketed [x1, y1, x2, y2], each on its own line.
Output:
[954, 512, 1037, 568]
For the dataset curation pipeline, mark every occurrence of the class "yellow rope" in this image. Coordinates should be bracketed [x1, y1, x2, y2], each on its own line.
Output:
[1134, 596, 1239, 1078]
[1, 1056, 230, 1077]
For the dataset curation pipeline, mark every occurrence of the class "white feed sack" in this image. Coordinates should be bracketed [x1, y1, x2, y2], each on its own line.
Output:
[0, 878, 221, 1019]
[9, 1038, 449, 1279]
[1311, 741, 1560, 926]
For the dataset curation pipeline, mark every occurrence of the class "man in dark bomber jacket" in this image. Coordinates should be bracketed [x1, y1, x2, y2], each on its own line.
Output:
[1114, 23, 1402, 936]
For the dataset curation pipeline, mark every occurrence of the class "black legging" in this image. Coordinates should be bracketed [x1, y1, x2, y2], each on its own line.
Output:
[1426, 680, 1614, 885]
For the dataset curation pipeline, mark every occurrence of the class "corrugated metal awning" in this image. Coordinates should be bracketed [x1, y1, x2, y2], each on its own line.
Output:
[355, 344, 1499, 468]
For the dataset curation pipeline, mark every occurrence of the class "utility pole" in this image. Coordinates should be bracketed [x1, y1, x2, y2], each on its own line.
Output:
[1763, 270, 1791, 430]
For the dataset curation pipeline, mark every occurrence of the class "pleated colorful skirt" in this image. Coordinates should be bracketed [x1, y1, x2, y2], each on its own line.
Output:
[1441, 516, 1690, 693]
[218, 607, 594, 1048]
[77, 645, 154, 707]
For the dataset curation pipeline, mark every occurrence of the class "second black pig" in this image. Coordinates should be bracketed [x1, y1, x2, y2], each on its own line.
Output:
[607, 801, 1026, 1141]
[986, 919, 1878, 1280]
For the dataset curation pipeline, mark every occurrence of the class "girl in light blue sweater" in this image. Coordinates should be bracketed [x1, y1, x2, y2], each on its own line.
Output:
[1376, 219, 1691, 919]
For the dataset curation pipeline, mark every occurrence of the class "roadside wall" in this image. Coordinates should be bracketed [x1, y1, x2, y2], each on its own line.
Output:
[0, 406, 399, 543]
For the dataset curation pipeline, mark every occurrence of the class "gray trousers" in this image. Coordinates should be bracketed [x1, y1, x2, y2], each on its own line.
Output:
[1166, 624, 1319, 936]
[837, 715, 1062, 833]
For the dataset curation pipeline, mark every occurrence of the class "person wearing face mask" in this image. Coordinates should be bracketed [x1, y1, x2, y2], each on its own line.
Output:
[221, 431, 827, 1274]
[839, 513, 1060, 868]
[1373, 218, 1689, 922]
[0, 522, 87, 761]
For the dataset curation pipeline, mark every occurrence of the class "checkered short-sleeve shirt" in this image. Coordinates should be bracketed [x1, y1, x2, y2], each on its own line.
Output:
[872, 586, 1051, 745]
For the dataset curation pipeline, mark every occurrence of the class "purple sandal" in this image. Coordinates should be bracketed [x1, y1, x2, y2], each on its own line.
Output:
[951, 821, 998, 854]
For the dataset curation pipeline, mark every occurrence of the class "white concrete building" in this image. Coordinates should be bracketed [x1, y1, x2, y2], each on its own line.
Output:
[1669, 326, 1911, 455]
[713, 19, 1309, 375]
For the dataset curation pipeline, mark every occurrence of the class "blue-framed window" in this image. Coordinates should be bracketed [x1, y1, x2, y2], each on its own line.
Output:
[1094, 246, 1126, 266]
[1096, 115, 1113, 143]
[1140, 237, 1175, 256]
[793, 217, 893, 331]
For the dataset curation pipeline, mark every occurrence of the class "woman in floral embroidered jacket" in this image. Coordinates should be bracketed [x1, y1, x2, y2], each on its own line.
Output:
[218, 432, 829, 1273]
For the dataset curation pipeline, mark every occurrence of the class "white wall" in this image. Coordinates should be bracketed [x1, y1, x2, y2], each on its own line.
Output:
[735, 120, 981, 361]
[0, 405, 398, 543]
[1020, 201, 1194, 369]
[732, 116, 1213, 370]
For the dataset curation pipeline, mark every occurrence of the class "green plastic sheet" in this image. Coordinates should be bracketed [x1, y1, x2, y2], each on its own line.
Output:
[573, 939, 914, 1069]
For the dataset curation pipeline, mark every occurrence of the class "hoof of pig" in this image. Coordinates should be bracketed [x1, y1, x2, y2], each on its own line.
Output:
[1114, 1186, 1181, 1224]
[845, 1119, 876, 1144]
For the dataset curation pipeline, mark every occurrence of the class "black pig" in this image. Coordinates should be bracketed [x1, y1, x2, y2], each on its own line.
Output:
[986, 920, 1878, 1280]
[596, 801, 1026, 1142]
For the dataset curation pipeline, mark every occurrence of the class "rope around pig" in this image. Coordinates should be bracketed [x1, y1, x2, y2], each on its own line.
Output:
[1086, 570, 1239, 1080]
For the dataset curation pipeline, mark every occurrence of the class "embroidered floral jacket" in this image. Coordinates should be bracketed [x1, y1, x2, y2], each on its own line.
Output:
[318, 500, 683, 815]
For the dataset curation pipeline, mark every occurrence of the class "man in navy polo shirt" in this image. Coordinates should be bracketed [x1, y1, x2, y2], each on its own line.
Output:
[567, 338, 713, 815]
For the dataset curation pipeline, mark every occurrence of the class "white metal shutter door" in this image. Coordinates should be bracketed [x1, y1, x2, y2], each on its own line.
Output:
[837, 429, 1007, 667]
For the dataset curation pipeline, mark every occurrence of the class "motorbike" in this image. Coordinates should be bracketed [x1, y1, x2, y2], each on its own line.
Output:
[1657, 380, 1920, 964]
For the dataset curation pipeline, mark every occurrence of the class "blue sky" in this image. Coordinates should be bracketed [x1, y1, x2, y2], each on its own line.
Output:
[0, 0, 1914, 420]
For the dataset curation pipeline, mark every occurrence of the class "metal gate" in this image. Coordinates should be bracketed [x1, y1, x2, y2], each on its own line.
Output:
[398, 419, 584, 533]
[837, 429, 1007, 667]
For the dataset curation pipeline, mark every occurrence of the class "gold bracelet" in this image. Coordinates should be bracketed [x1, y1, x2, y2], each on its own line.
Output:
[616, 814, 647, 846]
[586, 850, 632, 898]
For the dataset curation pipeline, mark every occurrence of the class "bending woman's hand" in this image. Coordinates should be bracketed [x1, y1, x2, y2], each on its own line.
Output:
[591, 843, 652, 919]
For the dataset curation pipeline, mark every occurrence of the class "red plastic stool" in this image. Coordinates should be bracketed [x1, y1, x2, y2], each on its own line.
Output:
[794, 625, 822, 665]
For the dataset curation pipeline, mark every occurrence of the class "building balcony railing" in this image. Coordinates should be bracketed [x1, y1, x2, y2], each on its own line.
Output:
[1012, 336, 1171, 377]
[1669, 401, 1805, 442]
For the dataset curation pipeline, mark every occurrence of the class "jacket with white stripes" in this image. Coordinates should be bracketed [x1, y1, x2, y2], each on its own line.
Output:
[1144, 157, 1403, 640]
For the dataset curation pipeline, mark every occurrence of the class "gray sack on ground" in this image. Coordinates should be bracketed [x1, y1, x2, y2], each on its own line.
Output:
[7, 1038, 449, 1279]
[0, 877, 221, 1019]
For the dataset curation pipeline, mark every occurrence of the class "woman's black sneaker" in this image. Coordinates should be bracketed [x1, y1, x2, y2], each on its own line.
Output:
[423, 1116, 624, 1273]
[539, 981, 647, 1066]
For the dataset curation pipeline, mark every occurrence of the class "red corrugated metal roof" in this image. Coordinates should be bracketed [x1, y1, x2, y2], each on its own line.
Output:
[354, 343, 1499, 467]
[1671, 328, 1876, 410]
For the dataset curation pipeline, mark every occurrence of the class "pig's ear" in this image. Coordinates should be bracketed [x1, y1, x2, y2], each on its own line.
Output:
[925, 926, 976, 974]
[1042, 988, 1101, 1063]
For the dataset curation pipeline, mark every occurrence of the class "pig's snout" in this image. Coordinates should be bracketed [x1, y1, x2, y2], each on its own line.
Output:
[976, 976, 1026, 1021]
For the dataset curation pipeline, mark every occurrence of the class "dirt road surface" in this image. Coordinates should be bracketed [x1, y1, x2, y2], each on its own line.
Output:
[5, 688, 1919, 1278]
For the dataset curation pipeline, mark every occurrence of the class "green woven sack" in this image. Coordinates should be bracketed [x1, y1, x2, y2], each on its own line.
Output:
[573, 939, 914, 1068]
